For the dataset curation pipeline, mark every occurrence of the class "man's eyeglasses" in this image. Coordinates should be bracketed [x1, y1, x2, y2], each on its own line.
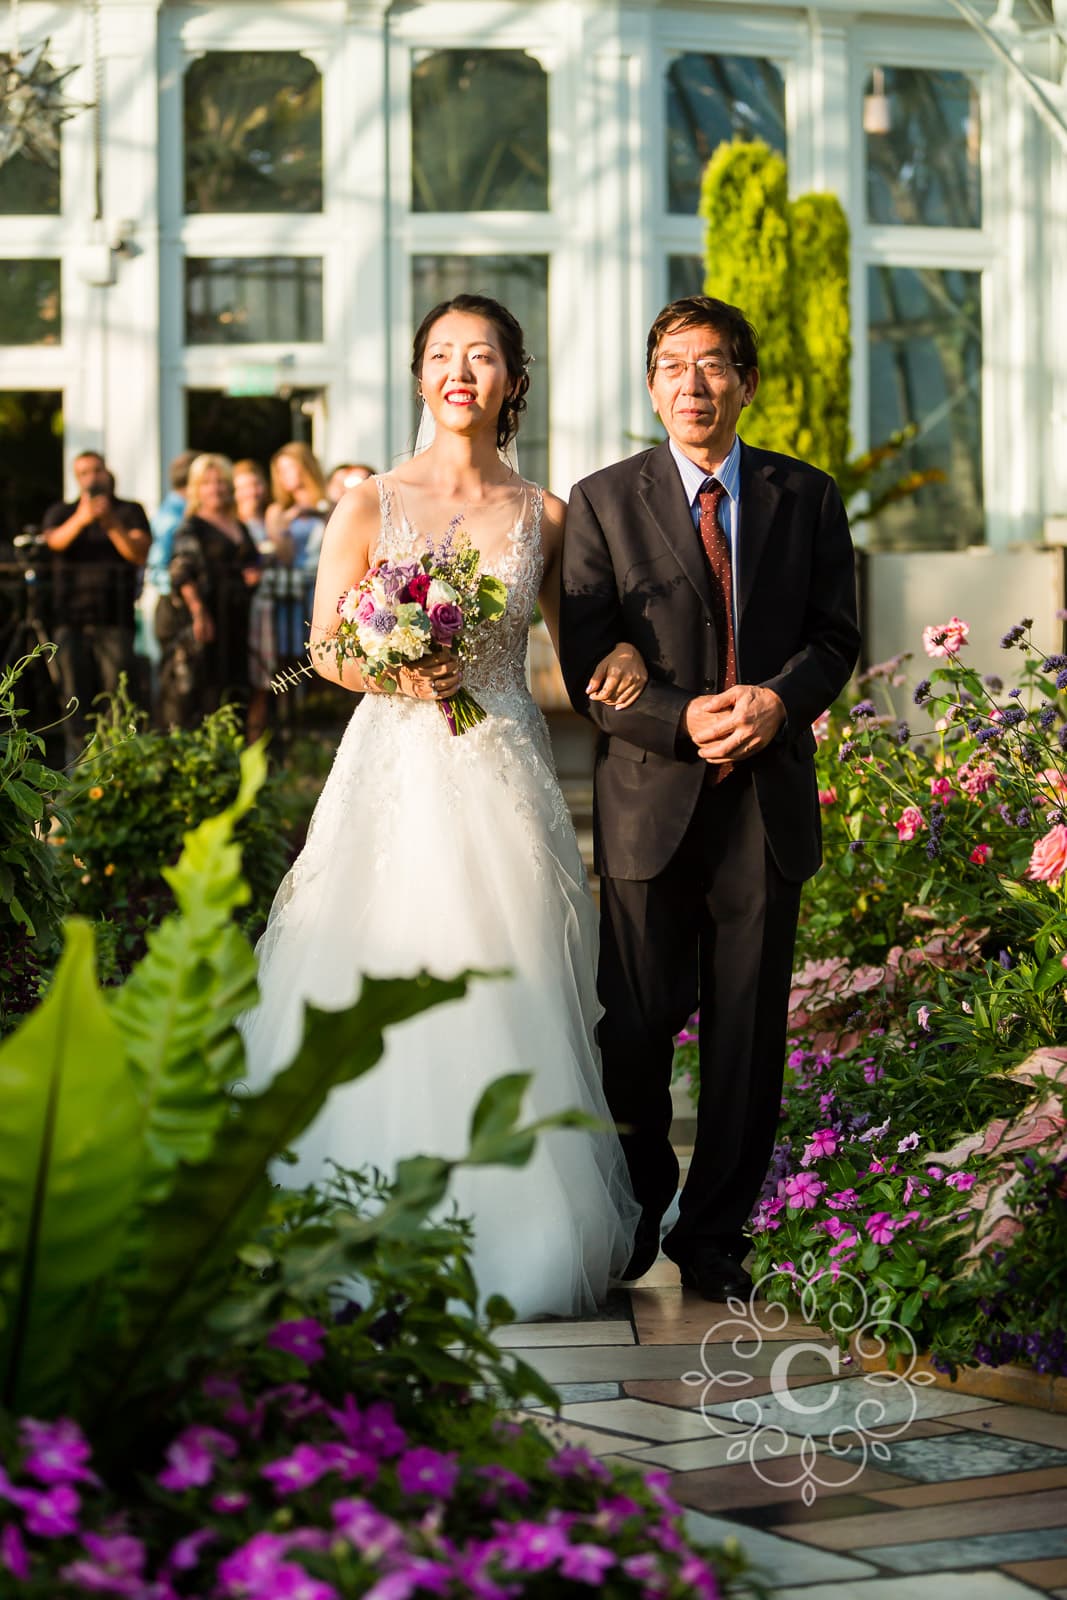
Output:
[653, 356, 744, 380]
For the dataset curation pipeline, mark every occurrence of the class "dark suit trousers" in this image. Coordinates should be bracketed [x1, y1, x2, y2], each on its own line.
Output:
[597, 768, 801, 1259]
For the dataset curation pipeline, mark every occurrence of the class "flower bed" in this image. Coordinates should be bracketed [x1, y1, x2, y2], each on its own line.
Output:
[676, 617, 1067, 1379]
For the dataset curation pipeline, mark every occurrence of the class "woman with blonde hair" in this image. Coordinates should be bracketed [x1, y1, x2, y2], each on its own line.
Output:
[266, 441, 330, 667]
[157, 452, 260, 728]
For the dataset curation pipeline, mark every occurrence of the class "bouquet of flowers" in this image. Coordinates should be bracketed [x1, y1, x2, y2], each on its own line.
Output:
[287, 536, 508, 736]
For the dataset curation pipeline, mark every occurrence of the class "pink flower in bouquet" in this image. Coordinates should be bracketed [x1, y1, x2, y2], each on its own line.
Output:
[818, 786, 838, 807]
[1037, 768, 1067, 802]
[970, 844, 990, 865]
[929, 776, 953, 801]
[959, 760, 996, 797]
[922, 615, 969, 657]
[428, 601, 463, 643]
[784, 1172, 825, 1209]
[1027, 823, 1067, 886]
[400, 572, 431, 606]
[896, 806, 925, 842]
[865, 1212, 897, 1245]
[355, 591, 377, 625]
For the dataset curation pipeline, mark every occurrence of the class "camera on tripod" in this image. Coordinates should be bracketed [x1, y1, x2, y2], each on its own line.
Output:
[1, 525, 59, 683]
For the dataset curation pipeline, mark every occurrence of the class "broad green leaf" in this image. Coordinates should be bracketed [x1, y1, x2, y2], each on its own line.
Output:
[477, 573, 508, 622]
[0, 921, 141, 1413]
[110, 745, 265, 1197]
[469, 1073, 530, 1146]
[3, 779, 43, 820]
[101, 972, 470, 1416]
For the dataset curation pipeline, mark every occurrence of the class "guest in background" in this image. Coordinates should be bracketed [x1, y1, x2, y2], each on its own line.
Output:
[41, 450, 151, 761]
[157, 454, 260, 729]
[266, 442, 329, 668]
[326, 461, 376, 506]
[138, 449, 198, 688]
[234, 457, 276, 742]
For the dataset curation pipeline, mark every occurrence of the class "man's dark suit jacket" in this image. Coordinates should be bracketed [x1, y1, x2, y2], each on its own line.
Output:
[559, 439, 861, 884]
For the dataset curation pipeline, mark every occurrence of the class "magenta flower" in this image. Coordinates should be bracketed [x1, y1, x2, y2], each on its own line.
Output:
[866, 1213, 897, 1245]
[267, 1318, 327, 1365]
[499, 1521, 570, 1572]
[897, 1132, 920, 1153]
[0, 1523, 29, 1582]
[802, 1128, 838, 1165]
[210, 1490, 249, 1514]
[318, 1443, 378, 1483]
[13, 1483, 80, 1538]
[945, 1171, 977, 1191]
[826, 1188, 859, 1210]
[19, 1417, 97, 1487]
[751, 1197, 784, 1233]
[678, 1553, 721, 1599]
[547, 1447, 610, 1483]
[396, 1447, 459, 1500]
[476, 1464, 531, 1501]
[560, 1543, 616, 1583]
[158, 1425, 236, 1491]
[263, 1565, 339, 1600]
[166, 1528, 216, 1573]
[331, 1497, 408, 1557]
[863, 1060, 885, 1085]
[593, 1494, 642, 1534]
[970, 844, 991, 865]
[61, 1532, 146, 1596]
[360, 1402, 407, 1458]
[261, 1444, 333, 1495]
[218, 1532, 289, 1591]
[784, 1172, 825, 1209]
[929, 776, 954, 801]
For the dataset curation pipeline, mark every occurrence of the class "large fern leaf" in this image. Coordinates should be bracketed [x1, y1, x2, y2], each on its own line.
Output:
[0, 921, 141, 1413]
[109, 744, 265, 1197]
[101, 971, 471, 1415]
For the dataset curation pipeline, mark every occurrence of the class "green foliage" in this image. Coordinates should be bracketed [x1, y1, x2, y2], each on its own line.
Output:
[790, 192, 851, 473]
[700, 140, 806, 458]
[0, 646, 70, 1031]
[57, 681, 290, 968]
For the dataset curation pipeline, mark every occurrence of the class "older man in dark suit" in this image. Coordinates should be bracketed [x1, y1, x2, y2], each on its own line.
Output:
[560, 295, 860, 1301]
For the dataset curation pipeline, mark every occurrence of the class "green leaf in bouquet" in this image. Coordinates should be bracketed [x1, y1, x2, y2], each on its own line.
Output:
[110, 744, 265, 1199]
[0, 920, 142, 1413]
[477, 573, 508, 622]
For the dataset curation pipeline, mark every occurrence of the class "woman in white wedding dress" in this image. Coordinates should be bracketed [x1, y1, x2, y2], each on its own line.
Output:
[241, 294, 641, 1318]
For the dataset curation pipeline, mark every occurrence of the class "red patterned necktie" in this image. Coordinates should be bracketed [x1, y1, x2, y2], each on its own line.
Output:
[698, 479, 736, 782]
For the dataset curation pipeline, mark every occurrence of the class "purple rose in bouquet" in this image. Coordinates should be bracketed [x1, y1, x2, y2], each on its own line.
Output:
[428, 602, 463, 644]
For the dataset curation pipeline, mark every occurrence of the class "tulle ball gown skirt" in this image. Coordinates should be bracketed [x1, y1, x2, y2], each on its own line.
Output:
[240, 688, 638, 1319]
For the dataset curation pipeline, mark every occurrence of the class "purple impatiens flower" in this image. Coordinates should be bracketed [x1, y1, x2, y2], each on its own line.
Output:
[19, 1417, 97, 1487]
[395, 1447, 459, 1501]
[267, 1318, 327, 1365]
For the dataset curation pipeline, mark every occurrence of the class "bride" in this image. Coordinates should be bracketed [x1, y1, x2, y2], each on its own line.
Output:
[241, 293, 642, 1318]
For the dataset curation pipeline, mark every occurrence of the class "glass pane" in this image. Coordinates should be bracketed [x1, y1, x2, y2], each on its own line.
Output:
[187, 389, 318, 464]
[667, 54, 786, 216]
[0, 261, 61, 344]
[184, 52, 322, 214]
[867, 265, 983, 550]
[0, 390, 63, 545]
[186, 257, 323, 344]
[0, 150, 60, 215]
[411, 256, 549, 487]
[865, 67, 981, 227]
[668, 255, 705, 303]
[411, 49, 548, 212]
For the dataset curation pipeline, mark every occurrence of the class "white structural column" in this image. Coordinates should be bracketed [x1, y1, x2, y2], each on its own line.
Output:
[94, 0, 163, 508]
[986, 44, 1045, 546]
[330, 2, 391, 471]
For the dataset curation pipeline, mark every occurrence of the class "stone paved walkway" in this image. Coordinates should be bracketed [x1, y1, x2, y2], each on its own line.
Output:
[504, 1136, 1067, 1598]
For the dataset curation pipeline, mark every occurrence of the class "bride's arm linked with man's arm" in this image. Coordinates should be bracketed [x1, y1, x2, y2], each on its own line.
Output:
[539, 490, 649, 713]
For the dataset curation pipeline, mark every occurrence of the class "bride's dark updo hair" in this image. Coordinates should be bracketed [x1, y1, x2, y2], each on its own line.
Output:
[411, 293, 530, 452]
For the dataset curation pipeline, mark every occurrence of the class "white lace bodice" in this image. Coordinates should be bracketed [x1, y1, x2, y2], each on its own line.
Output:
[373, 474, 544, 701]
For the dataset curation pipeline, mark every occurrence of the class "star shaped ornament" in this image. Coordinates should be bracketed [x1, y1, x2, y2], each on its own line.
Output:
[0, 41, 87, 169]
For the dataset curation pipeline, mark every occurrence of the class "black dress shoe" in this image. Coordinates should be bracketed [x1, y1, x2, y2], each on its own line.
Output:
[671, 1247, 753, 1302]
[617, 1213, 662, 1282]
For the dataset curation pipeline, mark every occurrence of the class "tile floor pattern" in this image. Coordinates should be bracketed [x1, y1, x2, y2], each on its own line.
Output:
[501, 1210, 1067, 1596]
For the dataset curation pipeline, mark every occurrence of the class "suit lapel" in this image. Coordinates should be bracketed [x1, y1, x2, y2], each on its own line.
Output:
[738, 442, 783, 619]
[637, 442, 712, 610]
